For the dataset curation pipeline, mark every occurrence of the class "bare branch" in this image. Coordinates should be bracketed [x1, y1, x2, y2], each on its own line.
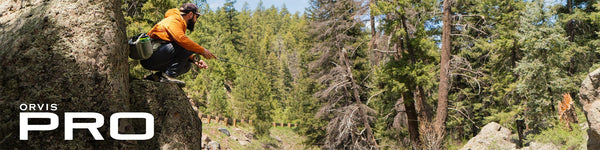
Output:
[449, 108, 480, 130]
[372, 49, 398, 54]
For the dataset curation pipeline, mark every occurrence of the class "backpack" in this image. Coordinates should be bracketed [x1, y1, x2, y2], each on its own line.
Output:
[128, 33, 153, 60]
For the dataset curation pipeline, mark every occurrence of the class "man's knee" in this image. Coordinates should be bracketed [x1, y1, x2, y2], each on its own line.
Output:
[165, 61, 192, 77]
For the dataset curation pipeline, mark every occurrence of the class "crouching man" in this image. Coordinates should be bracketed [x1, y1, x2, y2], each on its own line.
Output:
[142, 3, 216, 85]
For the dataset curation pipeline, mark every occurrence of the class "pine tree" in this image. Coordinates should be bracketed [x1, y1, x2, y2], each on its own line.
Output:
[232, 68, 274, 137]
[446, 0, 525, 144]
[515, 0, 571, 130]
[369, 0, 439, 148]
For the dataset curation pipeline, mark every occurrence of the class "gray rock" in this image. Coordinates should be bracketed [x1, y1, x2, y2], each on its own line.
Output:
[460, 122, 515, 150]
[239, 140, 250, 146]
[219, 128, 231, 136]
[207, 141, 221, 150]
[1, 0, 129, 149]
[0, 0, 204, 149]
[579, 68, 600, 149]
[518, 142, 559, 150]
[246, 132, 256, 140]
[129, 80, 204, 149]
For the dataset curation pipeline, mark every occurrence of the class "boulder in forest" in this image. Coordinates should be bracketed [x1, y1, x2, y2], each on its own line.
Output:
[219, 127, 231, 136]
[460, 122, 515, 150]
[0, 0, 202, 149]
[0, 0, 131, 148]
[518, 142, 559, 150]
[578, 68, 600, 149]
[129, 80, 203, 149]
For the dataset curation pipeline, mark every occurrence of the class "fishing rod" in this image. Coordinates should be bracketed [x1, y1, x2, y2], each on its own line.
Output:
[216, 57, 277, 76]
[192, 53, 276, 75]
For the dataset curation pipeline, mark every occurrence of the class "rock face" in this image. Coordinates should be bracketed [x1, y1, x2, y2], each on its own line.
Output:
[129, 80, 203, 149]
[579, 68, 600, 149]
[460, 123, 561, 150]
[0, 0, 202, 149]
[460, 122, 515, 150]
[518, 142, 559, 150]
[0, 0, 130, 149]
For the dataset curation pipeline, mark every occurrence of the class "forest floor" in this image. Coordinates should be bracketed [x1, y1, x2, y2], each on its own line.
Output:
[201, 122, 318, 150]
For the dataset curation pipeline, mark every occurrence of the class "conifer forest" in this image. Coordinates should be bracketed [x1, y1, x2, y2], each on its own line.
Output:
[123, 0, 600, 149]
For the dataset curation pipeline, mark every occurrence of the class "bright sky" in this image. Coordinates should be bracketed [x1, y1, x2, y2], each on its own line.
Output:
[207, 0, 309, 14]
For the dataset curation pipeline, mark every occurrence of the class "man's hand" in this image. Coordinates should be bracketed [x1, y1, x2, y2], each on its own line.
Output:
[194, 60, 208, 69]
[201, 49, 217, 59]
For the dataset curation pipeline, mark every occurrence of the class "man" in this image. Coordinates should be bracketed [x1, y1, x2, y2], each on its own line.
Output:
[141, 3, 216, 85]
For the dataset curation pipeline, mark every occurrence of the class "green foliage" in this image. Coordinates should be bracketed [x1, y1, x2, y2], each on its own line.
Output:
[369, 0, 440, 148]
[526, 123, 587, 150]
[206, 75, 231, 117]
[123, 0, 600, 149]
[233, 71, 273, 137]
[514, 0, 574, 130]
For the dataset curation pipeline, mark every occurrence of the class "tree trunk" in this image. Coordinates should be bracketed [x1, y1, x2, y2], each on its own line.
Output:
[403, 93, 421, 149]
[567, 0, 574, 42]
[435, 0, 452, 147]
[399, 14, 423, 149]
[566, 0, 576, 74]
[369, 0, 377, 50]
[416, 86, 433, 128]
[512, 39, 519, 68]
[341, 49, 378, 149]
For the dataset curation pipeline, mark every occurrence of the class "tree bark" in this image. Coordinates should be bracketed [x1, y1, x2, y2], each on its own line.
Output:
[399, 13, 423, 149]
[403, 93, 421, 149]
[369, 0, 377, 50]
[341, 49, 378, 149]
[567, 0, 574, 42]
[416, 86, 433, 128]
[435, 0, 452, 146]
[566, 0, 576, 74]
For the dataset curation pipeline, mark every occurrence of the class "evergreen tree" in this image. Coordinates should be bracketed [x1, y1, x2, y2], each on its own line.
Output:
[447, 0, 525, 144]
[232, 68, 274, 137]
[515, 0, 572, 130]
[370, 0, 439, 148]
[557, 0, 600, 87]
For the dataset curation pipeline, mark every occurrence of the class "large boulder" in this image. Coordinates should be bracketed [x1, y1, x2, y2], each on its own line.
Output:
[460, 122, 515, 150]
[0, 0, 202, 149]
[579, 68, 600, 149]
[129, 80, 203, 149]
[518, 142, 559, 150]
[0, 0, 131, 149]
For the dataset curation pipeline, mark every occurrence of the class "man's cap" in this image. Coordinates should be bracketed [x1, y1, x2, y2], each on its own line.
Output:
[180, 3, 201, 16]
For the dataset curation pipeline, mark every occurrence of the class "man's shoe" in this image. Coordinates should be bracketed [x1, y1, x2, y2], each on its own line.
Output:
[159, 73, 186, 86]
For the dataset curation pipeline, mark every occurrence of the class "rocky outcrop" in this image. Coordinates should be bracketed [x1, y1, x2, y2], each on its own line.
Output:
[579, 68, 600, 149]
[129, 80, 203, 149]
[460, 122, 563, 150]
[0, 0, 130, 149]
[518, 142, 559, 150]
[460, 122, 515, 150]
[0, 0, 202, 149]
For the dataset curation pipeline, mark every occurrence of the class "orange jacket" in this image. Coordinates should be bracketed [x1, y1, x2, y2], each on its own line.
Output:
[147, 8, 206, 59]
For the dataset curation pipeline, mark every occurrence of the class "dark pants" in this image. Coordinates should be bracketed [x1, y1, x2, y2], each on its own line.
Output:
[140, 43, 194, 77]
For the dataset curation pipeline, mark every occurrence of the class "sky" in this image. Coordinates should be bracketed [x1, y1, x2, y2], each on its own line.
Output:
[206, 0, 310, 14]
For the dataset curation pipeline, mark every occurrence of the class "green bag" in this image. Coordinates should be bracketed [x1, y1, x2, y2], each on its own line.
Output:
[128, 33, 153, 60]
